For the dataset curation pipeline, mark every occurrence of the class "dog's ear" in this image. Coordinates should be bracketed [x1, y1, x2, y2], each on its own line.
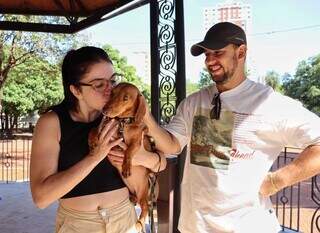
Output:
[135, 94, 146, 124]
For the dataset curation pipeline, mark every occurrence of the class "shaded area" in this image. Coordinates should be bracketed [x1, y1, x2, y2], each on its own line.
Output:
[0, 182, 57, 233]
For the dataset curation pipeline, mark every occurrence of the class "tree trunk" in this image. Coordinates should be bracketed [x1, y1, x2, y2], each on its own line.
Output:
[4, 112, 9, 132]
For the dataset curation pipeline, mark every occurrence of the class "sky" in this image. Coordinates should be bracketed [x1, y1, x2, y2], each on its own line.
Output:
[83, 0, 320, 83]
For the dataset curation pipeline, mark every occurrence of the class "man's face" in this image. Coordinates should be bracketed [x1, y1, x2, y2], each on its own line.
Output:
[204, 44, 239, 85]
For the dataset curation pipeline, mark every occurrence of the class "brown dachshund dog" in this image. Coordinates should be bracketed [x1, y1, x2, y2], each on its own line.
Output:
[88, 82, 159, 232]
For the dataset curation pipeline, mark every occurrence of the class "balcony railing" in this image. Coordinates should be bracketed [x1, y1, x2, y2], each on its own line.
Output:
[0, 134, 32, 183]
[271, 147, 320, 233]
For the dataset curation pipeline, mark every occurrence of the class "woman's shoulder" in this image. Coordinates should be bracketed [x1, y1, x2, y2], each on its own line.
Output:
[37, 110, 59, 127]
[32, 110, 61, 144]
[39, 103, 70, 125]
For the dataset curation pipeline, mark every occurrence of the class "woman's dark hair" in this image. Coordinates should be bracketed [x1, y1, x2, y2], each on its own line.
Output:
[61, 46, 112, 111]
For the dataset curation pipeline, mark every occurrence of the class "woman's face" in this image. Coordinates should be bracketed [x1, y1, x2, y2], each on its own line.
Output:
[76, 60, 115, 111]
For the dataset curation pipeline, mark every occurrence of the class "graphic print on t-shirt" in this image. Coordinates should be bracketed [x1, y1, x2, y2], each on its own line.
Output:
[190, 109, 234, 170]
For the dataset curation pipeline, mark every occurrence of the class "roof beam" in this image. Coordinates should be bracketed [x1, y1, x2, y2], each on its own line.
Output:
[0, 21, 71, 34]
[73, 0, 87, 12]
[0, 0, 149, 34]
[71, 0, 149, 33]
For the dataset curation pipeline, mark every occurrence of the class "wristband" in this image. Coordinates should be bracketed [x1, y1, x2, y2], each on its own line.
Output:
[268, 172, 279, 192]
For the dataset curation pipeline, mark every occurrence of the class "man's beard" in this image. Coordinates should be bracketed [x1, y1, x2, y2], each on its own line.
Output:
[210, 55, 238, 85]
[210, 69, 230, 84]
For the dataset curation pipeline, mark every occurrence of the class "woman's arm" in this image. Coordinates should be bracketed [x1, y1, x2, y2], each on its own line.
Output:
[30, 113, 121, 209]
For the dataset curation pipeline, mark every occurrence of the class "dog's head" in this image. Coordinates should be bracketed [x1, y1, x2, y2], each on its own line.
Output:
[103, 83, 146, 124]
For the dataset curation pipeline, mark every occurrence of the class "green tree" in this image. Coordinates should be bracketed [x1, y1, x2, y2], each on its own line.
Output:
[0, 15, 85, 132]
[102, 44, 151, 103]
[264, 71, 283, 93]
[2, 57, 62, 131]
[283, 54, 320, 115]
[0, 15, 83, 108]
[198, 68, 213, 89]
[186, 79, 199, 96]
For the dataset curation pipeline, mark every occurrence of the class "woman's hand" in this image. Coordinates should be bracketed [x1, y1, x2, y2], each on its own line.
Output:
[90, 119, 122, 162]
[107, 138, 148, 169]
[108, 133, 156, 166]
[108, 133, 166, 172]
[108, 141, 127, 171]
[130, 133, 150, 167]
[131, 133, 164, 172]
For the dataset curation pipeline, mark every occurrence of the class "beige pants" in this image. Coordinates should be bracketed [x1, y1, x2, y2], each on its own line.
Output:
[55, 198, 138, 233]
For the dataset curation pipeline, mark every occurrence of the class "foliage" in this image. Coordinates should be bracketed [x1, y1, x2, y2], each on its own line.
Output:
[198, 68, 213, 89]
[2, 57, 62, 125]
[0, 15, 86, 131]
[186, 79, 199, 96]
[0, 15, 83, 90]
[283, 54, 320, 115]
[264, 70, 284, 93]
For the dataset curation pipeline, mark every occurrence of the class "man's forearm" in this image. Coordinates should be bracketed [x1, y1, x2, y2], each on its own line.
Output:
[145, 113, 181, 154]
[274, 145, 320, 189]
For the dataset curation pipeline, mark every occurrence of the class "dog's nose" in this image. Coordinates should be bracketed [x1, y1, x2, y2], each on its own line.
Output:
[102, 106, 109, 115]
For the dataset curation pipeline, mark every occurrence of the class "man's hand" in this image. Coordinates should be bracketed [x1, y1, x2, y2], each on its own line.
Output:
[259, 172, 282, 197]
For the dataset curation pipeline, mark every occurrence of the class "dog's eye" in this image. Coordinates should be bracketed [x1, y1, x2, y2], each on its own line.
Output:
[123, 95, 129, 101]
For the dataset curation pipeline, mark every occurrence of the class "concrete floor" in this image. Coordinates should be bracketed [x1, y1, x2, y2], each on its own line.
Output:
[0, 182, 57, 233]
[0, 182, 151, 233]
[0, 179, 317, 233]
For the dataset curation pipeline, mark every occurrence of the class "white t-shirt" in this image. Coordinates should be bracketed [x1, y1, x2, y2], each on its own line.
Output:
[165, 79, 320, 233]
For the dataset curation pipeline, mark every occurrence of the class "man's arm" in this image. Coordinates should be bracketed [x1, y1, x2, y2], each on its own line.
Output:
[144, 110, 181, 155]
[260, 145, 320, 197]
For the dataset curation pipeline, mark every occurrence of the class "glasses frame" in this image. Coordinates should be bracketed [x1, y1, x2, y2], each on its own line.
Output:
[77, 73, 123, 92]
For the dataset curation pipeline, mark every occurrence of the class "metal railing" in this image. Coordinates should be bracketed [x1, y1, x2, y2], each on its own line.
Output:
[0, 134, 32, 183]
[271, 147, 320, 233]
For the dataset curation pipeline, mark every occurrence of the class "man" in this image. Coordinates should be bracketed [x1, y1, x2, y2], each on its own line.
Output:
[144, 22, 320, 233]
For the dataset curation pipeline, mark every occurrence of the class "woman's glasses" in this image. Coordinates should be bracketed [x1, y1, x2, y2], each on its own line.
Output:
[77, 73, 123, 93]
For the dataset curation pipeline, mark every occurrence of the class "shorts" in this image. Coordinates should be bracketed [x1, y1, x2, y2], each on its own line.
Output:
[55, 197, 138, 233]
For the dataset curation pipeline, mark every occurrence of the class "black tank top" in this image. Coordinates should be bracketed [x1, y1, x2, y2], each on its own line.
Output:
[52, 104, 125, 198]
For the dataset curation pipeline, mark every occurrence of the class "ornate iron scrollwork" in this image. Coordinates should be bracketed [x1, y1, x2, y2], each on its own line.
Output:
[311, 175, 320, 233]
[158, 0, 176, 124]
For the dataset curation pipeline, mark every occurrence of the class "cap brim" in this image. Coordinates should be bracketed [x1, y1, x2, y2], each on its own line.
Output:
[190, 40, 229, 56]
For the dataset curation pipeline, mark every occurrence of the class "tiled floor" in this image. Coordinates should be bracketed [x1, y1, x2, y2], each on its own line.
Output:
[0, 180, 317, 233]
[0, 182, 57, 233]
[0, 182, 152, 233]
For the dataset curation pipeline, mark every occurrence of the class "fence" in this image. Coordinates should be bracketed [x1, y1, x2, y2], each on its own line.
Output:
[271, 147, 320, 233]
[0, 134, 32, 183]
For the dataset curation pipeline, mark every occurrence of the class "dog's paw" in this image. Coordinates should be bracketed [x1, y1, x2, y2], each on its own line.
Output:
[135, 220, 145, 233]
[122, 168, 131, 178]
[129, 194, 138, 204]
[122, 162, 132, 178]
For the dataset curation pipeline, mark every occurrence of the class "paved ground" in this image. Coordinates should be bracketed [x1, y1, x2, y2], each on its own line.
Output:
[0, 182, 57, 233]
[0, 177, 318, 233]
[0, 182, 152, 233]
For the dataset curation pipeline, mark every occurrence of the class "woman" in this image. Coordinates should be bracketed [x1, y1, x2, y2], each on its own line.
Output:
[30, 46, 167, 233]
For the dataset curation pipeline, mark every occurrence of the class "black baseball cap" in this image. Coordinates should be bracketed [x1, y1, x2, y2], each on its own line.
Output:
[191, 22, 247, 56]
